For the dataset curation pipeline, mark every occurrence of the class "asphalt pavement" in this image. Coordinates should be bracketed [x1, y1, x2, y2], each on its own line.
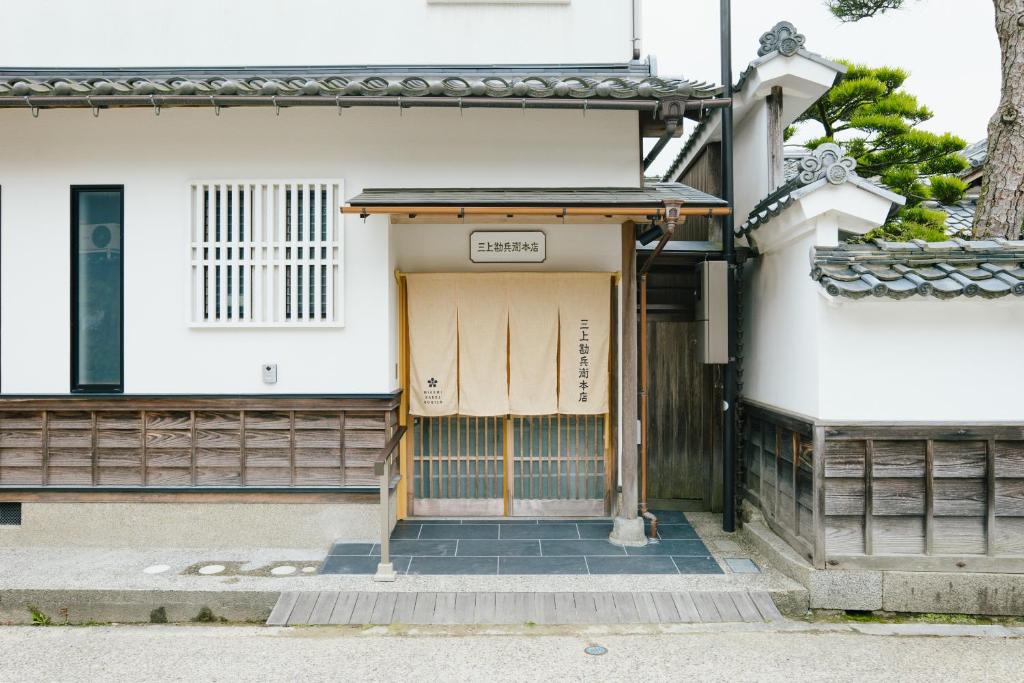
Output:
[2, 623, 1022, 682]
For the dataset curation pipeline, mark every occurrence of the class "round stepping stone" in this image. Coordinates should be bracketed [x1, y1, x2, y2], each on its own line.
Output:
[302, 567, 317, 574]
[270, 565, 297, 576]
[198, 564, 225, 575]
[143, 564, 170, 575]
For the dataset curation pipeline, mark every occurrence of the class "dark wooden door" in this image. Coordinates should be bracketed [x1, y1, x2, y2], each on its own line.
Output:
[646, 321, 723, 511]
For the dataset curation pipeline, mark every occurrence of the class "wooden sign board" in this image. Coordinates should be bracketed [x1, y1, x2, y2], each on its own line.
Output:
[470, 231, 546, 263]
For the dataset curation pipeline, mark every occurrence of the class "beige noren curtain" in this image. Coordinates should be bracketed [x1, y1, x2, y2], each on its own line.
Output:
[407, 274, 459, 416]
[557, 273, 611, 415]
[406, 272, 609, 417]
[508, 273, 559, 415]
[457, 273, 509, 416]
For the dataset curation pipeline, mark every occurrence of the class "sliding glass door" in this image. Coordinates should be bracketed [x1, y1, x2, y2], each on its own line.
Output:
[71, 186, 123, 392]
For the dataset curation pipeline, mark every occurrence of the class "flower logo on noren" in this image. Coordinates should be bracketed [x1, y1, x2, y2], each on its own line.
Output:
[427, 378, 438, 388]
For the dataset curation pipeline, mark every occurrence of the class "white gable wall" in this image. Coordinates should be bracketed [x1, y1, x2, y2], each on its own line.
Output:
[0, 0, 634, 67]
[742, 227, 821, 418]
[0, 106, 638, 394]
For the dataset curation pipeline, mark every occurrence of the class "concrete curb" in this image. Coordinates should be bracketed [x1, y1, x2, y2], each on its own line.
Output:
[0, 590, 278, 625]
[741, 515, 1024, 616]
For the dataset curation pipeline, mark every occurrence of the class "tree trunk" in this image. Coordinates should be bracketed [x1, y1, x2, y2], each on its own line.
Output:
[974, 0, 1024, 239]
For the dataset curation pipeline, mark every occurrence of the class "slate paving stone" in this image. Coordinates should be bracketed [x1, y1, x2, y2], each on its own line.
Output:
[540, 539, 627, 556]
[499, 523, 581, 540]
[624, 540, 712, 557]
[656, 524, 701, 540]
[576, 523, 615, 539]
[672, 556, 724, 574]
[648, 510, 688, 524]
[390, 525, 422, 540]
[498, 556, 589, 575]
[457, 540, 541, 557]
[323, 517, 718, 575]
[419, 524, 499, 540]
[408, 556, 499, 575]
[380, 540, 458, 557]
[320, 555, 411, 575]
[328, 543, 375, 556]
[585, 556, 679, 575]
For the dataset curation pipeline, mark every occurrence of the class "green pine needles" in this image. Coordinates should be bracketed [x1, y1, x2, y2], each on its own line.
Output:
[826, 0, 911, 22]
[790, 61, 969, 242]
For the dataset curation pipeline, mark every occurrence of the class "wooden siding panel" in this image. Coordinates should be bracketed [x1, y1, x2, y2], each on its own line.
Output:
[871, 441, 926, 478]
[825, 479, 865, 516]
[994, 479, 1024, 516]
[933, 479, 986, 517]
[932, 517, 987, 555]
[825, 516, 864, 555]
[1, 397, 396, 491]
[873, 478, 926, 516]
[933, 441, 987, 478]
[872, 516, 926, 555]
[824, 441, 865, 478]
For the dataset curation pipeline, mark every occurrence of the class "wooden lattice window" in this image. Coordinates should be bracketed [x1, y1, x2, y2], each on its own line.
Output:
[189, 180, 344, 326]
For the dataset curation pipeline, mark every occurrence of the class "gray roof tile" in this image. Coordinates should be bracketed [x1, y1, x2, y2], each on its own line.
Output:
[0, 64, 718, 104]
[811, 239, 1024, 300]
[346, 182, 726, 208]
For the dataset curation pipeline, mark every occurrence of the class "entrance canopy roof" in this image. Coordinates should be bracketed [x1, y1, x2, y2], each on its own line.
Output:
[343, 183, 730, 223]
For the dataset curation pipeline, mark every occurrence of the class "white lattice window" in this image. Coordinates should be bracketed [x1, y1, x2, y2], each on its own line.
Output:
[189, 180, 344, 327]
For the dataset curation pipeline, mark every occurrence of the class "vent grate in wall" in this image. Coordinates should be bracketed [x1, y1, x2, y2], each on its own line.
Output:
[0, 502, 22, 526]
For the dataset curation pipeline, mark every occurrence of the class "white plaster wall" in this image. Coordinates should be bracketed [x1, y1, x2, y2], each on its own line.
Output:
[0, 106, 638, 394]
[733, 100, 770, 223]
[819, 299, 1024, 422]
[0, 0, 633, 67]
[742, 228, 821, 418]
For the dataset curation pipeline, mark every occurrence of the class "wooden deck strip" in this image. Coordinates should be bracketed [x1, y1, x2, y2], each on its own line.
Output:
[348, 592, 379, 624]
[308, 591, 340, 625]
[670, 591, 701, 622]
[287, 591, 320, 626]
[328, 592, 358, 625]
[749, 591, 785, 622]
[411, 592, 437, 625]
[267, 590, 783, 626]
[266, 591, 299, 626]
[369, 592, 398, 625]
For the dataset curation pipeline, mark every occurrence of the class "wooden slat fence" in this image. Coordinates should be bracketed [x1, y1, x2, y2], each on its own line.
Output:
[0, 396, 399, 490]
[741, 400, 1024, 572]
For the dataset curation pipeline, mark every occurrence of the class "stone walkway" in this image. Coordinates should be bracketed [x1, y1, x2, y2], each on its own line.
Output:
[321, 512, 723, 576]
[267, 590, 784, 626]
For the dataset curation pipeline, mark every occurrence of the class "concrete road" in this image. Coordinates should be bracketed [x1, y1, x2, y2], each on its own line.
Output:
[1, 624, 1022, 682]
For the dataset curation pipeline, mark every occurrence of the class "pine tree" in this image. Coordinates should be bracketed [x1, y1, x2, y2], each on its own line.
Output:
[825, 0, 1024, 239]
[792, 61, 968, 241]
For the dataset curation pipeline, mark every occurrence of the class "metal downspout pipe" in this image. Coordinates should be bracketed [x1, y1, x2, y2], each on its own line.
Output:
[637, 202, 682, 541]
[720, 0, 738, 533]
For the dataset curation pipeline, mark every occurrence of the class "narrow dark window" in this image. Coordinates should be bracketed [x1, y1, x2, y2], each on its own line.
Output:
[71, 186, 123, 393]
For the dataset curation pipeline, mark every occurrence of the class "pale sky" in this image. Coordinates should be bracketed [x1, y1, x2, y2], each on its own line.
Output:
[643, 0, 1001, 176]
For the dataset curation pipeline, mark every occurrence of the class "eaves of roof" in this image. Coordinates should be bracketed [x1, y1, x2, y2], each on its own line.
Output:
[812, 238, 1024, 301]
[0, 63, 719, 109]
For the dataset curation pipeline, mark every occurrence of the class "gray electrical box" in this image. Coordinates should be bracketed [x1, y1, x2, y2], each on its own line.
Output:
[696, 261, 728, 364]
[262, 363, 278, 384]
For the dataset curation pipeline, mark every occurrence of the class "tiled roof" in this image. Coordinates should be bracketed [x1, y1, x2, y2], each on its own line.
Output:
[935, 198, 976, 234]
[962, 138, 988, 173]
[346, 182, 727, 208]
[0, 64, 718, 105]
[661, 21, 844, 182]
[812, 238, 1024, 300]
[739, 144, 903, 238]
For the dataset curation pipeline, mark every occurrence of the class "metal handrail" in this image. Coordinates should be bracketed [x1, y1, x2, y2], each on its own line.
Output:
[373, 425, 407, 582]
